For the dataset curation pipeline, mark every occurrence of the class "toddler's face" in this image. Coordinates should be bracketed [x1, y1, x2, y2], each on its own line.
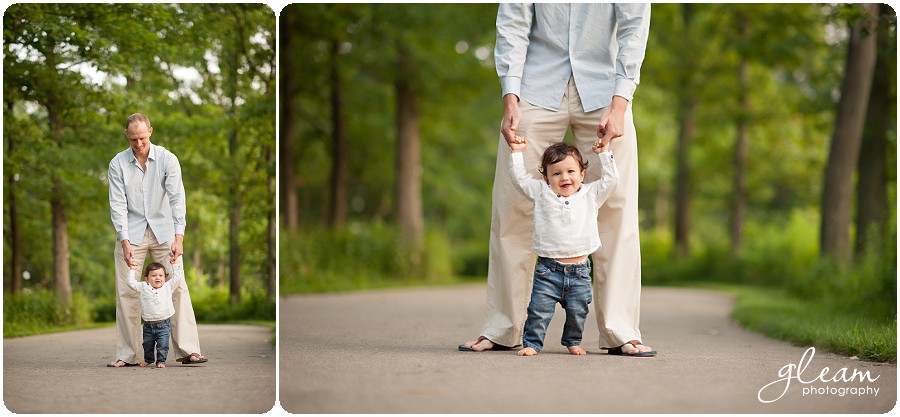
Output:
[544, 155, 585, 198]
[145, 268, 167, 289]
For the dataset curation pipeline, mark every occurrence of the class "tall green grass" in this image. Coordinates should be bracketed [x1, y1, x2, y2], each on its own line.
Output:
[643, 209, 896, 361]
[281, 222, 459, 293]
[4, 290, 94, 337]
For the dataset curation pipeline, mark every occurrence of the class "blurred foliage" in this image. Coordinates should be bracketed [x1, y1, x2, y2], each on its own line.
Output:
[4, 290, 92, 337]
[281, 222, 458, 293]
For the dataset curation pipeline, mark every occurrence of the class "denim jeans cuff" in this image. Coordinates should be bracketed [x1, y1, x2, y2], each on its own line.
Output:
[522, 342, 543, 352]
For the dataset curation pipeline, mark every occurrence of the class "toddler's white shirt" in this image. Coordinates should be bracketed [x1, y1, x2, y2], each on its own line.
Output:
[509, 151, 619, 259]
[126, 263, 184, 322]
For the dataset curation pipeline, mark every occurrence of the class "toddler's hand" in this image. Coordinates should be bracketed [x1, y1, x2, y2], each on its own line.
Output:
[509, 135, 528, 152]
[127, 259, 139, 270]
[592, 140, 609, 154]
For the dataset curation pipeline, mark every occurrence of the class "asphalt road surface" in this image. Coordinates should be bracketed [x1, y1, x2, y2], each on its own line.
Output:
[4, 324, 275, 413]
[280, 285, 896, 413]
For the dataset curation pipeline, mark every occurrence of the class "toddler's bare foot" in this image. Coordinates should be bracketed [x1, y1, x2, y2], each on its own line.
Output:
[567, 346, 587, 355]
[517, 347, 538, 356]
[139, 362, 151, 367]
[157, 363, 166, 368]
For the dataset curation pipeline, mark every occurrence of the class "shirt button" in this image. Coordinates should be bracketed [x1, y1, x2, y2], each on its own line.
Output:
[565, 201, 569, 205]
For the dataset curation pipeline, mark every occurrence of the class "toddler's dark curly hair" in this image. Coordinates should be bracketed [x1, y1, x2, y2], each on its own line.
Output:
[538, 142, 588, 177]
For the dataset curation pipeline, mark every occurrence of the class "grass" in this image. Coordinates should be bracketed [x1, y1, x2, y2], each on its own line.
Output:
[728, 286, 896, 363]
[4, 322, 114, 338]
[665, 281, 897, 363]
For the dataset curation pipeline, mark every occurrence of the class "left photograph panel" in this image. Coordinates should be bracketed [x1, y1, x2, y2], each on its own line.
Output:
[3, 3, 276, 413]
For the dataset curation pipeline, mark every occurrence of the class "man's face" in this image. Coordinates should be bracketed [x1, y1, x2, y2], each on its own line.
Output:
[125, 121, 153, 157]
[146, 268, 167, 289]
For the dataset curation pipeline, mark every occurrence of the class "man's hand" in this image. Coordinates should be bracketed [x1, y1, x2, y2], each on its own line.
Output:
[121, 240, 136, 267]
[501, 94, 522, 145]
[170, 234, 184, 264]
[595, 96, 629, 148]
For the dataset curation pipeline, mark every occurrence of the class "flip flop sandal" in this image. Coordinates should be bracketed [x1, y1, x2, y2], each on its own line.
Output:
[107, 361, 139, 367]
[458, 338, 514, 352]
[605, 340, 657, 357]
[178, 354, 209, 365]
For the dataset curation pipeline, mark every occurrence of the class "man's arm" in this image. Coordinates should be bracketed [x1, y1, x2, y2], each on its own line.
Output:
[598, 4, 651, 145]
[495, 3, 534, 144]
[108, 159, 136, 264]
[163, 152, 187, 262]
[612, 3, 651, 103]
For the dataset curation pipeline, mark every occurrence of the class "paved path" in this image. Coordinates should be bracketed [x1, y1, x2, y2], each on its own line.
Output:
[280, 285, 896, 413]
[4, 324, 275, 413]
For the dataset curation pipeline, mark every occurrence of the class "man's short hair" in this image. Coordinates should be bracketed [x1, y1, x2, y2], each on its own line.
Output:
[125, 113, 151, 130]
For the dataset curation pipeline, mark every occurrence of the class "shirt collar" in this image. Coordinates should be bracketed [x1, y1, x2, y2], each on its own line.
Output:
[128, 144, 156, 162]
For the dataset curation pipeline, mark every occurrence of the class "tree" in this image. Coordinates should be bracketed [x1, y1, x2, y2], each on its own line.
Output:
[673, 4, 698, 256]
[855, 4, 896, 254]
[821, 4, 879, 262]
[729, 10, 750, 257]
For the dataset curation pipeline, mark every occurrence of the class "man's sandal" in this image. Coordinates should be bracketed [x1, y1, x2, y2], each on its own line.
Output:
[107, 360, 139, 367]
[177, 353, 208, 365]
[605, 340, 657, 357]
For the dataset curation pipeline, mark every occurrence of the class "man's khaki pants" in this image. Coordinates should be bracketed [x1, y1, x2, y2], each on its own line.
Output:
[480, 78, 642, 349]
[114, 226, 202, 363]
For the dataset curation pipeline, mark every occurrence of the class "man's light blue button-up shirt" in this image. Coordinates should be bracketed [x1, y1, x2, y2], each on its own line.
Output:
[108, 144, 186, 245]
[495, 3, 651, 112]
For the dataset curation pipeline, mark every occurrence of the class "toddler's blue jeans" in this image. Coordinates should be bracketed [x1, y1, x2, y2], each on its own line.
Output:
[142, 318, 171, 365]
[522, 257, 593, 352]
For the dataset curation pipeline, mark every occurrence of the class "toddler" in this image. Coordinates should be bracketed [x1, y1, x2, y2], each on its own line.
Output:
[125, 261, 184, 368]
[508, 137, 618, 356]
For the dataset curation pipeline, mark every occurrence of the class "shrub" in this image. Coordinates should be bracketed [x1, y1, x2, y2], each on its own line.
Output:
[4, 290, 92, 337]
[281, 222, 458, 293]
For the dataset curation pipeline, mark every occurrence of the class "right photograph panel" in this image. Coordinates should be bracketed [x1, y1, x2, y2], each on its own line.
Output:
[278, 3, 897, 414]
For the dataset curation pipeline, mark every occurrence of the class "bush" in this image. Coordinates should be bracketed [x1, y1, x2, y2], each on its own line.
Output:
[643, 208, 896, 322]
[281, 222, 459, 293]
[190, 288, 275, 322]
[4, 290, 92, 337]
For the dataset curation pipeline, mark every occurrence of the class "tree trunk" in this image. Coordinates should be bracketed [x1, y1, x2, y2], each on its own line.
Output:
[279, 13, 300, 232]
[395, 45, 424, 247]
[228, 49, 242, 305]
[730, 11, 749, 258]
[327, 39, 348, 229]
[821, 3, 878, 263]
[7, 135, 23, 294]
[653, 184, 669, 233]
[51, 192, 72, 306]
[192, 248, 203, 283]
[229, 196, 242, 305]
[855, 3, 894, 254]
[673, 4, 696, 257]
[47, 103, 72, 305]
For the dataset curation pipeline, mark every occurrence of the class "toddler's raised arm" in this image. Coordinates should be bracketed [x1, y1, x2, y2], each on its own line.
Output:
[125, 268, 142, 292]
[166, 263, 185, 290]
[591, 151, 619, 206]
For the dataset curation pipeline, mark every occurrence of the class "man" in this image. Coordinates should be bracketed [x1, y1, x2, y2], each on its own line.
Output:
[461, 4, 655, 356]
[107, 113, 207, 367]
